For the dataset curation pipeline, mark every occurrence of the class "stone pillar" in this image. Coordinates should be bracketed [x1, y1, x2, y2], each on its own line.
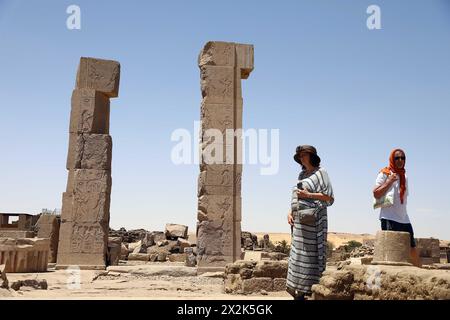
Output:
[371, 231, 413, 266]
[0, 238, 50, 273]
[196, 41, 254, 273]
[56, 57, 120, 270]
[35, 214, 60, 263]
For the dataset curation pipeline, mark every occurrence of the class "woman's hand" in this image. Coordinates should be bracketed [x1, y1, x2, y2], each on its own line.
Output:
[387, 173, 399, 184]
[297, 189, 311, 199]
[287, 211, 294, 226]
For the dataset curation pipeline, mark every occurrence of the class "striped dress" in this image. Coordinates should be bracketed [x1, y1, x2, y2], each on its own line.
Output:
[286, 167, 334, 295]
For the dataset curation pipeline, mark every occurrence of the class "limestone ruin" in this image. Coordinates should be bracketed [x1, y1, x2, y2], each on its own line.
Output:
[371, 230, 413, 266]
[56, 57, 120, 270]
[196, 41, 254, 273]
[0, 213, 36, 238]
[0, 51, 448, 300]
[35, 214, 60, 263]
[0, 238, 50, 273]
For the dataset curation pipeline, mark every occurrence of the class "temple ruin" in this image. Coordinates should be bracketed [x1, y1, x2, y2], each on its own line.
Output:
[56, 57, 120, 270]
[196, 41, 254, 273]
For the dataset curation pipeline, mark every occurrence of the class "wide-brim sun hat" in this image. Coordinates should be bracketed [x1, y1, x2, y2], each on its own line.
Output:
[293, 145, 321, 164]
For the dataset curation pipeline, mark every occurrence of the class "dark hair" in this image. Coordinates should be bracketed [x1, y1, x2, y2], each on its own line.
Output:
[299, 153, 321, 170]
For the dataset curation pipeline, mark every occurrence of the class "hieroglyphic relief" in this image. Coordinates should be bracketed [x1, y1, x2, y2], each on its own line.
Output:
[196, 42, 254, 273]
[77, 57, 121, 98]
[70, 224, 106, 254]
[57, 57, 119, 269]
[70, 89, 110, 134]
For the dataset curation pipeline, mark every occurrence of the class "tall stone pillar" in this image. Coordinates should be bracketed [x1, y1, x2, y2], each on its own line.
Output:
[196, 41, 254, 273]
[56, 57, 120, 270]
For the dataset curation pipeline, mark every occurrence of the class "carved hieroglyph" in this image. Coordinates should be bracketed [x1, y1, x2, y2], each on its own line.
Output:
[57, 57, 120, 270]
[196, 42, 254, 273]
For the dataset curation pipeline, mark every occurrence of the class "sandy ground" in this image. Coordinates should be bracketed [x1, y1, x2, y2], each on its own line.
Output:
[1, 262, 291, 300]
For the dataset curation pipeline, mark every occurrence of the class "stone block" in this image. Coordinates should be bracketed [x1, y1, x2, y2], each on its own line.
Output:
[243, 251, 262, 261]
[242, 277, 273, 294]
[273, 278, 286, 291]
[70, 89, 110, 134]
[66, 134, 112, 170]
[198, 41, 235, 67]
[165, 224, 188, 239]
[416, 238, 440, 264]
[157, 252, 167, 262]
[76, 57, 120, 98]
[128, 253, 150, 261]
[0, 238, 50, 273]
[177, 238, 190, 252]
[235, 44, 254, 79]
[224, 274, 242, 294]
[251, 260, 288, 279]
[168, 253, 187, 262]
[56, 221, 108, 268]
[200, 66, 234, 104]
[35, 214, 60, 263]
[372, 231, 413, 266]
[0, 230, 34, 238]
[107, 237, 122, 266]
[200, 102, 234, 135]
[150, 231, 166, 242]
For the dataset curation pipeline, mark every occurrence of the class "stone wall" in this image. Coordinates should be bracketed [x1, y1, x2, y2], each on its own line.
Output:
[224, 260, 287, 294]
[311, 264, 450, 300]
[416, 238, 440, 265]
[0, 238, 50, 273]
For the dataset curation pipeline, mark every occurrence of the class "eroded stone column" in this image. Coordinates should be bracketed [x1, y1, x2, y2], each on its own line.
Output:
[371, 231, 413, 266]
[56, 57, 120, 270]
[196, 42, 254, 273]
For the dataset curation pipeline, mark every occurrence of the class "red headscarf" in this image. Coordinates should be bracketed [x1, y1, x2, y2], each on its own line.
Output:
[380, 149, 406, 204]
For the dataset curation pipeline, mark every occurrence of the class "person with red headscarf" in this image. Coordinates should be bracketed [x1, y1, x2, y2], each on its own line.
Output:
[373, 149, 420, 267]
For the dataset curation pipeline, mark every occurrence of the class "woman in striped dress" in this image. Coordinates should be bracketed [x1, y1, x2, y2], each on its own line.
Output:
[286, 145, 334, 300]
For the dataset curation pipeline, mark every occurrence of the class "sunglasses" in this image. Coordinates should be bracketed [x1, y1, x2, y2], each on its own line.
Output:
[394, 156, 406, 161]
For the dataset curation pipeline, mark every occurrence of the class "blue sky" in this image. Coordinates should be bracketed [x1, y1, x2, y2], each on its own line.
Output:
[0, 0, 449, 240]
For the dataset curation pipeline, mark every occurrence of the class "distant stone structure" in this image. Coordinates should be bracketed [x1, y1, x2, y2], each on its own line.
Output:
[196, 41, 254, 273]
[0, 238, 50, 273]
[35, 214, 60, 263]
[57, 57, 120, 270]
[0, 213, 35, 238]
[415, 238, 440, 265]
[371, 231, 413, 266]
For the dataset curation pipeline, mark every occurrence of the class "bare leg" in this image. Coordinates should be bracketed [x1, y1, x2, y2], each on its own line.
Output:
[410, 247, 421, 267]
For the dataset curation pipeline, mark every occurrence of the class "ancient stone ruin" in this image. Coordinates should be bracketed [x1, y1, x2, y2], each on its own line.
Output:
[0, 213, 36, 238]
[224, 260, 288, 294]
[371, 230, 413, 266]
[196, 41, 254, 273]
[416, 238, 440, 265]
[109, 224, 195, 266]
[57, 57, 120, 270]
[35, 214, 60, 263]
[311, 263, 450, 300]
[0, 238, 50, 273]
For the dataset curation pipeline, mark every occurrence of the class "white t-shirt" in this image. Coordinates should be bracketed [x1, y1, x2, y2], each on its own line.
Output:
[375, 172, 410, 224]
